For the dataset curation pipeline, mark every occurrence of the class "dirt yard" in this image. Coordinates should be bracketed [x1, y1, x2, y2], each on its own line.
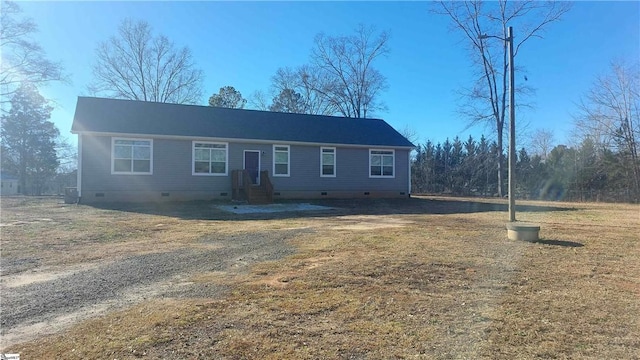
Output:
[1, 196, 638, 359]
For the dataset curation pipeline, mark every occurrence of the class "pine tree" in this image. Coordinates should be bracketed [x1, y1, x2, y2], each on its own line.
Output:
[1, 83, 59, 195]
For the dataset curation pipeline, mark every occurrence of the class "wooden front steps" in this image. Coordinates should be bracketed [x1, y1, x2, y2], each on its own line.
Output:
[231, 170, 274, 204]
[248, 185, 271, 204]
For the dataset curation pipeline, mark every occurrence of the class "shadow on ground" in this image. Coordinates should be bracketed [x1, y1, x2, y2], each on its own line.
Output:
[536, 239, 585, 248]
[88, 196, 577, 221]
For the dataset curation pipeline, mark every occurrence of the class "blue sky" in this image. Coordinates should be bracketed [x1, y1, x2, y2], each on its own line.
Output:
[17, 1, 640, 149]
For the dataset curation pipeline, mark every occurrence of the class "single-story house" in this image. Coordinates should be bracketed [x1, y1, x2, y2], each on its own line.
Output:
[71, 97, 415, 203]
[0, 173, 19, 195]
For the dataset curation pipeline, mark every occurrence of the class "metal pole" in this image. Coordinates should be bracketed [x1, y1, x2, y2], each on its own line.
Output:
[508, 26, 516, 222]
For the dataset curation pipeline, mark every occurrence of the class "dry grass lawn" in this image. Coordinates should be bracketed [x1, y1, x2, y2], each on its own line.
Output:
[1, 195, 639, 359]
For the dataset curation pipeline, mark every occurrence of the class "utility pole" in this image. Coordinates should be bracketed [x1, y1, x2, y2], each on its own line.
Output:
[482, 27, 540, 240]
[479, 26, 516, 222]
[507, 26, 516, 222]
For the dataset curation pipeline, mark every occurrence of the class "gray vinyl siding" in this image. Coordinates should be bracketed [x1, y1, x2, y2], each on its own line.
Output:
[81, 136, 274, 194]
[81, 135, 231, 194]
[80, 134, 409, 199]
[270, 145, 409, 192]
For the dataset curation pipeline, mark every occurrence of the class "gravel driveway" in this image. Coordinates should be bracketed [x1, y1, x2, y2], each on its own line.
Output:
[1, 228, 306, 346]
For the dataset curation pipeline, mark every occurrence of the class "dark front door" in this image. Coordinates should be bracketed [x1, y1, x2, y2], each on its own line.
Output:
[244, 151, 260, 185]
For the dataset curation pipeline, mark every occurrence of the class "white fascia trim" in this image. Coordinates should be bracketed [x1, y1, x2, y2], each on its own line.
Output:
[77, 134, 82, 197]
[72, 131, 414, 150]
[408, 149, 412, 195]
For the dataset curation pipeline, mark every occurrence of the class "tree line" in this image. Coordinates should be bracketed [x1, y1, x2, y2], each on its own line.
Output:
[2, 1, 637, 202]
[412, 55, 639, 203]
[411, 134, 639, 203]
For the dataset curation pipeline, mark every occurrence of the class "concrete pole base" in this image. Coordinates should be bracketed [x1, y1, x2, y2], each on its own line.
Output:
[506, 222, 540, 242]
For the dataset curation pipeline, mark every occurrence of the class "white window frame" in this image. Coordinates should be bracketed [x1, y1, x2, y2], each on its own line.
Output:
[369, 149, 395, 178]
[192, 141, 229, 176]
[273, 144, 290, 177]
[111, 137, 153, 175]
[320, 147, 336, 178]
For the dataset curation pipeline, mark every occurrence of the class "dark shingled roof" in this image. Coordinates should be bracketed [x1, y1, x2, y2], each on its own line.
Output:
[72, 97, 414, 148]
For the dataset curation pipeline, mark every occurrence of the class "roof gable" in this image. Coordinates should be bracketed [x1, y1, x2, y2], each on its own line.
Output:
[71, 97, 415, 148]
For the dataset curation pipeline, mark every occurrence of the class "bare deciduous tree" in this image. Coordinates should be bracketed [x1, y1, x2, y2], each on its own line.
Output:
[311, 24, 390, 118]
[248, 90, 270, 111]
[0, 1, 65, 110]
[56, 135, 77, 174]
[530, 128, 555, 160]
[434, 1, 570, 196]
[400, 124, 419, 145]
[270, 66, 337, 115]
[89, 19, 203, 104]
[575, 60, 640, 197]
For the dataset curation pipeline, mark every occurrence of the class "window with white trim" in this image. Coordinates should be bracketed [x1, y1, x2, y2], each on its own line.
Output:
[321, 147, 336, 177]
[369, 149, 394, 177]
[273, 145, 290, 176]
[193, 142, 228, 175]
[112, 138, 152, 174]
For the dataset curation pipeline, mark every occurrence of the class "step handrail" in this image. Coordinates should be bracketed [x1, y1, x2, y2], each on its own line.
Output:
[260, 170, 274, 203]
[242, 169, 253, 200]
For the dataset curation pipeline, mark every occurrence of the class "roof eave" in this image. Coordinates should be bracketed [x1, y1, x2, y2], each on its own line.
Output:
[72, 130, 415, 149]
